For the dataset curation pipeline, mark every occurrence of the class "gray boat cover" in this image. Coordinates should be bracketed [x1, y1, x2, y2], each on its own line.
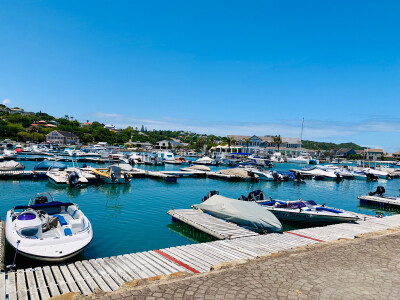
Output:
[193, 195, 282, 233]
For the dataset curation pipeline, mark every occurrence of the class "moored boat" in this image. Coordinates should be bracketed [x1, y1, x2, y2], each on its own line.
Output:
[193, 192, 282, 233]
[242, 190, 360, 224]
[5, 192, 93, 262]
[0, 160, 25, 171]
[91, 165, 131, 184]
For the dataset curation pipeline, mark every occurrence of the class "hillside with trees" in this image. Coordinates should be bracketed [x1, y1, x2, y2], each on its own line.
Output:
[302, 140, 364, 151]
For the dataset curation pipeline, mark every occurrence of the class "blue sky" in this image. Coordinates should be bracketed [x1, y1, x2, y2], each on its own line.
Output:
[1, 1, 400, 151]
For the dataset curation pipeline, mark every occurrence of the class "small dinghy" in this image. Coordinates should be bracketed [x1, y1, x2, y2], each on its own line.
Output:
[193, 192, 282, 233]
[5, 193, 92, 262]
[0, 160, 25, 171]
[91, 165, 131, 184]
[242, 190, 360, 224]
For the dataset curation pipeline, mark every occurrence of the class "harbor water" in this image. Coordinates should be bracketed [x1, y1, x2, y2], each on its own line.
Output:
[1, 160, 399, 268]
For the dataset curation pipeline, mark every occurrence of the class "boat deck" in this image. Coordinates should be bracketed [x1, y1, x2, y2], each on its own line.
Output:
[1, 215, 400, 299]
[167, 209, 260, 240]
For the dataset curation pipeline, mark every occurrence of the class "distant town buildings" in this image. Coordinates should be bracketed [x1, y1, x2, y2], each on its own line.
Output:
[46, 130, 80, 145]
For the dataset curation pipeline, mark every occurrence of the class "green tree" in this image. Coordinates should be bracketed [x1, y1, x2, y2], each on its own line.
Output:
[272, 135, 283, 151]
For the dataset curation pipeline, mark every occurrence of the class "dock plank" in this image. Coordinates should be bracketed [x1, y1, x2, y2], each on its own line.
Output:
[17, 269, 28, 300]
[34, 268, 51, 300]
[51, 265, 70, 294]
[93, 259, 125, 286]
[0, 272, 5, 300]
[66, 263, 92, 295]
[7, 272, 17, 300]
[25, 269, 40, 300]
[80, 261, 112, 292]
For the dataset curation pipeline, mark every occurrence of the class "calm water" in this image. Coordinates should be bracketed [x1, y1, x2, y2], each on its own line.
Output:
[1, 160, 399, 268]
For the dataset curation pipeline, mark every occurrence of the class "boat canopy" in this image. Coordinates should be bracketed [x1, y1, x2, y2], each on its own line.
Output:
[34, 160, 67, 170]
[194, 195, 282, 232]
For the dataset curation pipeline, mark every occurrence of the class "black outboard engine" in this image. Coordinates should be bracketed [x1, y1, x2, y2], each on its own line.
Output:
[247, 190, 264, 201]
[366, 173, 378, 181]
[68, 171, 80, 187]
[295, 171, 302, 181]
[202, 190, 219, 202]
[110, 172, 117, 182]
[82, 163, 87, 168]
[369, 186, 385, 197]
[336, 173, 342, 182]
[124, 172, 130, 182]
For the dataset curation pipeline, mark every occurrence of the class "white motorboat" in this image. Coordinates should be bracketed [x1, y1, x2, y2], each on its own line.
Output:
[47, 168, 89, 186]
[0, 160, 25, 171]
[193, 156, 218, 166]
[91, 165, 131, 184]
[362, 168, 390, 179]
[5, 193, 92, 262]
[243, 190, 360, 224]
[270, 152, 284, 163]
[3, 149, 17, 158]
[156, 151, 177, 164]
[286, 152, 311, 164]
[128, 153, 145, 164]
[245, 167, 274, 181]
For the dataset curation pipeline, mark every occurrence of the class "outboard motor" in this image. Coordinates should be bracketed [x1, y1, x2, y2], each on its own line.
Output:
[295, 171, 302, 181]
[272, 171, 281, 181]
[369, 186, 385, 197]
[68, 171, 80, 187]
[124, 172, 130, 182]
[247, 190, 264, 201]
[336, 173, 342, 182]
[110, 172, 117, 182]
[202, 190, 219, 202]
[82, 163, 87, 168]
[366, 173, 378, 181]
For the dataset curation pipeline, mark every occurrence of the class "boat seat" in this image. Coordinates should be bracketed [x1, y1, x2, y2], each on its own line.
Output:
[54, 215, 68, 226]
[64, 228, 72, 236]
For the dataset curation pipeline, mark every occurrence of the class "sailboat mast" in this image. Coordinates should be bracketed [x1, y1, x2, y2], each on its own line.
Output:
[300, 117, 304, 148]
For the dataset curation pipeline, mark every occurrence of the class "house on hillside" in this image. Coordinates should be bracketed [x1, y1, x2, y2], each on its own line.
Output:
[46, 130, 80, 145]
[365, 149, 384, 161]
[336, 148, 356, 158]
[156, 140, 186, 150]
[392, 150, 400, 160]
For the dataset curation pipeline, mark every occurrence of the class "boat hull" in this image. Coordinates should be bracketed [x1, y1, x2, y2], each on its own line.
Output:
[266, 209, 359, 224]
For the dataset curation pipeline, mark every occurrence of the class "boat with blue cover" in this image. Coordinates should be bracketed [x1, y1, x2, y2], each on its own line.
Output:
[241, 190, 360, 224]
[5, 192, 93, 262]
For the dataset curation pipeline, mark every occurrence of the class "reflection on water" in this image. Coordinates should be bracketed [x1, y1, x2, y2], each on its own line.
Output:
[166, 222, 216, 244]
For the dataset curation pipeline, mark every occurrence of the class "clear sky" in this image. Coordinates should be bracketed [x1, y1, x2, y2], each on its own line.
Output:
[1, 0, 399, 151]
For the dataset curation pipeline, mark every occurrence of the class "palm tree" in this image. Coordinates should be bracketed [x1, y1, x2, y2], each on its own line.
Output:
[272, 135, 282, 151]
[224, 137, 236, 152]
[244, 138, 251, 152]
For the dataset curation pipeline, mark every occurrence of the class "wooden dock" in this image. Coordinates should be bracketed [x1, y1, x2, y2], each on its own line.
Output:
[0, 170, 47, 179]
[0, 221, 4, 271]
[145, 171, 178, 182]
[358, 195, 400, 209]
[167, 209, 259, 240]
[1, 214, 400, 299]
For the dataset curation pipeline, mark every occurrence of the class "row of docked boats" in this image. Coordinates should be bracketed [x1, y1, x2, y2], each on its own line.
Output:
[291, 164, 400, 181]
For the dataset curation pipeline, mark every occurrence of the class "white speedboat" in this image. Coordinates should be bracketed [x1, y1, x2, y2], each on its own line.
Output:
[3, 149, 17, 158]
[362, 168, 390, 179]
[91, 165, 131, 184]
[286, 152, 311, 164]
[270, 152, 284, 163]
[243, 190, 360, 224]
[193, 156, 218, 166]
[5, 193, 92, 262]
[245, 167, 274, 180]
[0, 160, 25, 171]
[46, 162, 90, 186]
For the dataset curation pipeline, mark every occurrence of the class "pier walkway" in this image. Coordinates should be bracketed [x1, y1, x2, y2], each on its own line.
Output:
[1, 215, 400, 299]
[167, 209, 259, 240]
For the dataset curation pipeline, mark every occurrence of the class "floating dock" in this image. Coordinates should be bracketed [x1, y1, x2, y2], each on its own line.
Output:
[0, 221, 4, 271]
[167, 209, 259, 240]
[358, 195, 400, 209]
[1, 215, 400, 299]
[0, 170, 47, 179]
